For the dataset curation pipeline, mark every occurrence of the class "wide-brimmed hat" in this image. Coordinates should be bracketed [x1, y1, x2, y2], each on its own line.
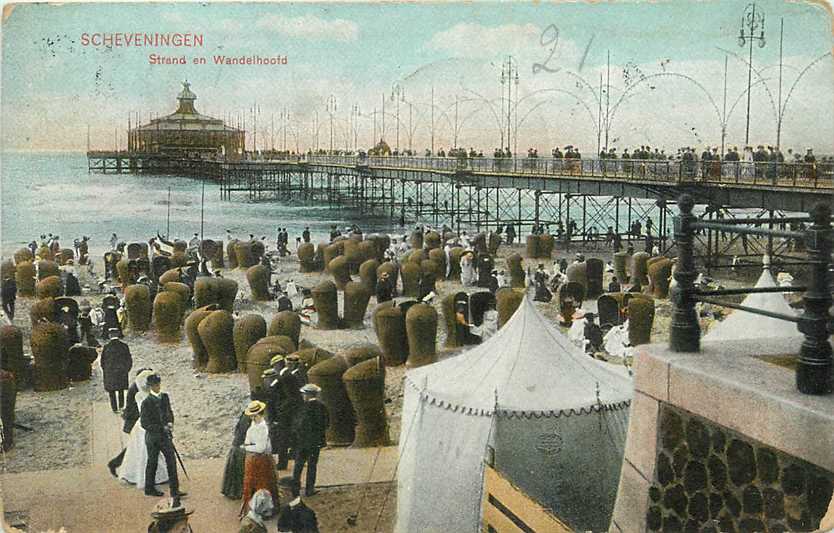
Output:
[150, 501, 194, 520]
[270, 354, 285, 366]
[244, 400, 266, 417]
[300, 383, 321, 395]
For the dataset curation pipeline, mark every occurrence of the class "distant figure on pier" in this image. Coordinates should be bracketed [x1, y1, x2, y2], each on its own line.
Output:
[302, 227, 311, 243]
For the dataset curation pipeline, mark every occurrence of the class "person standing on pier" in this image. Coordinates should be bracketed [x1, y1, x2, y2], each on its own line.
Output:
[302, 227, 311, 243]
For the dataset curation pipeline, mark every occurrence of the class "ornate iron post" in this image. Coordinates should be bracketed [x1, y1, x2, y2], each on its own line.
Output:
[796, 202, 833, 395]
[670, 195, 701, 352]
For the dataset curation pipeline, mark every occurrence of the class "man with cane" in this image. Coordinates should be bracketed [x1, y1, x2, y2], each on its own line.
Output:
[140, 373, 187, 506]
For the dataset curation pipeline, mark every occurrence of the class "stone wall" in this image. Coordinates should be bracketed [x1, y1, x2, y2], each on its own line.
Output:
[610, 337, 834, 533]
[647, 405, 833, 532]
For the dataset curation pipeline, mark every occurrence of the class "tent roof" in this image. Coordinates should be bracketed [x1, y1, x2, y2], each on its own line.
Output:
[704, 269, 802, 342]
[405, 295, 632, 414]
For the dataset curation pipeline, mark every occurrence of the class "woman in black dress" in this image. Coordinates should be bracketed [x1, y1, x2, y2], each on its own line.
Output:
[221, 404, 251, 499]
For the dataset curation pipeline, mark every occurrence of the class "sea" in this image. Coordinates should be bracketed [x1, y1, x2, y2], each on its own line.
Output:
[1, 152, 669, 257]
[0, 152, 396, 256]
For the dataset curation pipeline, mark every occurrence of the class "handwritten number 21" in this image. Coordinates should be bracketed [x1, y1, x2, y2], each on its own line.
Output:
[533, 25, 561, 74]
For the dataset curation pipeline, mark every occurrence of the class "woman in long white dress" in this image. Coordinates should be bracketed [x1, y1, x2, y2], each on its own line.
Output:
[741, 146, 755, 178]
[117, 370, 169, 489]
[459, 251, 476, 287]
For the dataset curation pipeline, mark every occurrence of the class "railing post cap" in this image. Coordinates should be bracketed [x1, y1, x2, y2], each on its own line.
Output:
[810, 202, 831, 224]
[677, 194, 695, 213]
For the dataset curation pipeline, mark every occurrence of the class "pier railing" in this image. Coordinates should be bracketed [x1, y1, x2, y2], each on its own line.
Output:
[301, 154, 833, 190]
[86, 150, 833, 191]
[670, 194, 833, 395]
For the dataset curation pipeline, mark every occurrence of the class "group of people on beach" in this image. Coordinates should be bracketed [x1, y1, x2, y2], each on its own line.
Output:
[99, 337, 325, 532]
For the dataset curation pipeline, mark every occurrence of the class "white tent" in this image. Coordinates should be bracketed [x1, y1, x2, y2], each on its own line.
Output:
[396, 297, 633, 533]
[704, 269, 803, 342]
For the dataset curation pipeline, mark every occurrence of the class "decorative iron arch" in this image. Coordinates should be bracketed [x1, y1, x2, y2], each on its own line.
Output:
[716, 46, 779, 123]
[608, 72, 724, 136]
[780, 52, 832, 123]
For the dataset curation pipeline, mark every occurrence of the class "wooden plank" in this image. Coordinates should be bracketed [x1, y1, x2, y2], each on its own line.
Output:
[482, 465, 572, 533]
[482, 502, 525, 533]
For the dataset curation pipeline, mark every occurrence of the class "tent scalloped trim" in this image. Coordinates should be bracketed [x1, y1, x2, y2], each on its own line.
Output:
[406, 375, 631, 419]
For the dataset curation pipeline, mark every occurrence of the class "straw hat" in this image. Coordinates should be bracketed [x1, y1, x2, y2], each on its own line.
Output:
[270, 354, 285, 366]
[244, 400, 266, 417]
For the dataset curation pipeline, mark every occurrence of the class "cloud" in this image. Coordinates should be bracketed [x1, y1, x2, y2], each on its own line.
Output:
[255, 14, 359, 42]
[429, 22, 540, 58]
[428, 22, 582, 65]
[161, 12, 185, 24]
[218, 19, 243, 33]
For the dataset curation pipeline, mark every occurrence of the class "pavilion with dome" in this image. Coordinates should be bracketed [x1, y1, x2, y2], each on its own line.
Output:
[128, 81, 244, 158]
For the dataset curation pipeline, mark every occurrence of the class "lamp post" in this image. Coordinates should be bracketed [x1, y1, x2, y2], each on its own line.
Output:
[738, 2, 766, 146]
[408, 101, 413, 153]
[500, 56, 519, 155]
[326, 95, 337, 154]
[351, 104, 361, 152]
[313, 110, 319, 152]
[280, 107, 290, 152]
[430, 86, 435, 155]
[391, 84, 405, 153]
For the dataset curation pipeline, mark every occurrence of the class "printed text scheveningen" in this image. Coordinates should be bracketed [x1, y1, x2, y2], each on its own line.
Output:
[80, 33, 204, 47]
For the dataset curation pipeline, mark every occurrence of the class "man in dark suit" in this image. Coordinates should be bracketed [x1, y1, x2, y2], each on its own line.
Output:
[108, 367, 153, 477]
[100, 328, 132, 413]
[141, 373, 185, 503]
[375, 271, 393, 303]
[275, 358, 304, 470]
[2, 276, 16, 320]
[292, 384, 329, 496]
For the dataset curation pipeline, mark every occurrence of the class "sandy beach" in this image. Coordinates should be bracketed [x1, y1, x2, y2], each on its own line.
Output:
[2, 237, 758, 475]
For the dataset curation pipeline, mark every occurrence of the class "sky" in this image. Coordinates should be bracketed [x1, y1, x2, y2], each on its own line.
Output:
[2, 0, 833, 154]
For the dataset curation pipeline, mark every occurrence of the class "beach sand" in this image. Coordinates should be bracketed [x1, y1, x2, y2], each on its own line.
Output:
[2, 239, 745, 474]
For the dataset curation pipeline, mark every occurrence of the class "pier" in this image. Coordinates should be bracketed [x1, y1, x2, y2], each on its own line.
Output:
[88, 150, 832, 266]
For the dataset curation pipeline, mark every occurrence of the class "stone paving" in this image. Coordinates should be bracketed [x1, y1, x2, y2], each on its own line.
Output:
[2, 400, 398, 532]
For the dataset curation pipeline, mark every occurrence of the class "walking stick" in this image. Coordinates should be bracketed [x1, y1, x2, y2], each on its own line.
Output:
[168, 435, 191, 481]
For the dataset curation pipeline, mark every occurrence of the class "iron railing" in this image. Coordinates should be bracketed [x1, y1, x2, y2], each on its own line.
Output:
[298, 154, 833, 190]
[670, 194, 833, 395]
[87, 151, 834, 190]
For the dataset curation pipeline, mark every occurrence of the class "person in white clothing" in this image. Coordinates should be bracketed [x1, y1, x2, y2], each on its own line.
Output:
[117, 370, 169, 489]
[460, 251, 476, 287]
[240, 400, 279, 516]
